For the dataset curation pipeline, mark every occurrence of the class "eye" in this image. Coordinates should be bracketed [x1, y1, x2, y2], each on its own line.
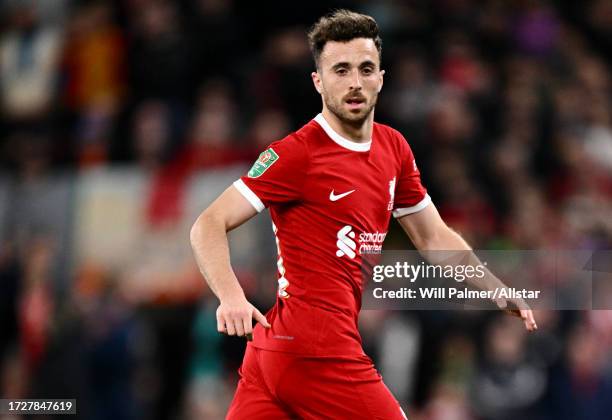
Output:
[361, 67, 374, 75]
[336, 68, 348, 75]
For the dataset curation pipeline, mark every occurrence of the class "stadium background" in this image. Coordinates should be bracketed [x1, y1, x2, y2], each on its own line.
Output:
[1, 0, 612, 419]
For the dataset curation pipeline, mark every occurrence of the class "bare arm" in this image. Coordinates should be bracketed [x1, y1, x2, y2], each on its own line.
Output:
[397, 203, 537, 331]
[190, 185, 271, 339]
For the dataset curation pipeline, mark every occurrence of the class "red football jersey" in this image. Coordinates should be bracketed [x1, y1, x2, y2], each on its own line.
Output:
[234, 113, 430, 356]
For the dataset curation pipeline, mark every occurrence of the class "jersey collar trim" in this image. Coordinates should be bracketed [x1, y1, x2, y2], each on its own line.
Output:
[314, 113, 372, 152]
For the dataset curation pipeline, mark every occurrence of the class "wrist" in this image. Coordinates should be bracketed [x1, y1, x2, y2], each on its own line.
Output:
[218, 285, 246, 303]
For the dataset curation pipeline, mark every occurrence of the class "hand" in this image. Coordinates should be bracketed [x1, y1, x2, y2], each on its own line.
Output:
[216, 294, 271, 341]
[494, 295, 538, 332]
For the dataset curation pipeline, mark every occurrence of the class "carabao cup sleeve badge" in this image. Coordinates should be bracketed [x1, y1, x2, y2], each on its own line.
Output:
[248, 148, 279, 178]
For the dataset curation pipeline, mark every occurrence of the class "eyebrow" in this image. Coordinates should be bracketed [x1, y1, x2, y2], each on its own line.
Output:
[330, 60, 377, 71]
[331, 62, 350, 71]
[359, 60, 377, 69]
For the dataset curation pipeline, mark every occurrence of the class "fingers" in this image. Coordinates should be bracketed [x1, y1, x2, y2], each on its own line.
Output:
[217, 303, 268, 340]
[220, 315, 243, 337]
[243, 317, 253, 341]
[253, 308, 271, 328]
[234, 318, 245, 337]
[508, 298, 537, 331]
[216, 294, 268, 341]
[521, 309, 538, 332]
[216, 306, 244, 337]
[496, 297, 538, 332]
[224, 318, 237, 336]
[216, 307, 227, 334]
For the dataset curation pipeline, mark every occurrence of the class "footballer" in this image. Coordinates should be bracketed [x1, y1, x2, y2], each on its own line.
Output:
[190, 9, 537, 419]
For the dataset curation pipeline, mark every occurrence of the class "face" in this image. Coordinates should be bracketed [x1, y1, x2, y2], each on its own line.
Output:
[312, 38, 384, 125]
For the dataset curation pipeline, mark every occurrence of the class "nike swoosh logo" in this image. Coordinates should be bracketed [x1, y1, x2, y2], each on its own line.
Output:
[329, 189, 356, 201]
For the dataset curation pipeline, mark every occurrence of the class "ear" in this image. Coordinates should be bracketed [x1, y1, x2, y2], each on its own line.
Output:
[378, 69, 385, 93]
[311, 71, 323, 94]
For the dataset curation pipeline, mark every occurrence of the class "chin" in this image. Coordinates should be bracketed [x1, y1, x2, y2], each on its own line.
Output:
[333, 111, 364, 125]
[326, 98, 374, 125]
[346, 112, 368, 122]
[345, 107, 373, 122]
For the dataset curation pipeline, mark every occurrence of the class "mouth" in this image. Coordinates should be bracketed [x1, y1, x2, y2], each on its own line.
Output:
[345, 97, 366, 110]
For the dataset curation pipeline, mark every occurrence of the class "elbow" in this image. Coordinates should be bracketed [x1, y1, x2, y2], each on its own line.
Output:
[189, 216, 201, 248]
[190, 208, 225, 247]
[190, 210, 211, 247]
[413, 235, 439, 251]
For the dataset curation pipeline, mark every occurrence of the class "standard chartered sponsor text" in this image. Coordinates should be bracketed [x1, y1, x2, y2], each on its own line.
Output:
[358, 231, 387, 254]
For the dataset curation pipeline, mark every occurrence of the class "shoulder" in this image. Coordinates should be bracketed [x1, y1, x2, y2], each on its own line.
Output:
[276, 118, 327, 153]
[265, 122, 314, 159]
[373, 122, 412, 155]
[294, 118, 327, 149]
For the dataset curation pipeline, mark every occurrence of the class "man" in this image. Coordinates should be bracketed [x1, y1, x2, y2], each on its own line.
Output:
[190, 10, 537, 419]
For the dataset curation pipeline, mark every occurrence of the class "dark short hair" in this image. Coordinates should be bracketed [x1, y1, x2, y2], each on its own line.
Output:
[307, 9, 382, 69]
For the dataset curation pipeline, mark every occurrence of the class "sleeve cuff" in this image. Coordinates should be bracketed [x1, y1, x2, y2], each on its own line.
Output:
[392, 194, 432, 218]
[233, 179, 265, 212]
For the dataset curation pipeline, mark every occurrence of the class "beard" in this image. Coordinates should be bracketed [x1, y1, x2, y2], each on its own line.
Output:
[323, 90, 378, 127]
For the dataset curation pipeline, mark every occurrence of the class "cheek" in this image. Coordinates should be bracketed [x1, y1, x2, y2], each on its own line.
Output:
[322, 80, 341, 97]
[365, 77, 381, 91]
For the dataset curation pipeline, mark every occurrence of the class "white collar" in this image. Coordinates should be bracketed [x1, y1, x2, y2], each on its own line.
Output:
[314, 113, 372, 152]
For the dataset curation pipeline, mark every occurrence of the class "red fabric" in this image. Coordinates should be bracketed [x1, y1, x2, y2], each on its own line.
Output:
[227, 345, 407, 419]
[239, 117, 428, 356]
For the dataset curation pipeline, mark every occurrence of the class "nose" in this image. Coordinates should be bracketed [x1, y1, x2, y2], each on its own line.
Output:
[349, 69, 362, 91]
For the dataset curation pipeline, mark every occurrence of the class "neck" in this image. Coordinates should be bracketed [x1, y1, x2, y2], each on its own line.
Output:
[321, 107, 374, 143]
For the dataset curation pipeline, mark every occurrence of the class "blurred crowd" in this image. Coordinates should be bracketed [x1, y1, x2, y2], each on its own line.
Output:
[1, 0, 612, 419]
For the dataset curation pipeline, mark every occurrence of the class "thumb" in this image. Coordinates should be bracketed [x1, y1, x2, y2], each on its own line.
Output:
[253, 307, 271, 328]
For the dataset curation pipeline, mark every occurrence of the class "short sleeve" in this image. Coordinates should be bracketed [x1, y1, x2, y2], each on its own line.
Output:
[392, 136, 431, 218]
[234, 134, 308, 212]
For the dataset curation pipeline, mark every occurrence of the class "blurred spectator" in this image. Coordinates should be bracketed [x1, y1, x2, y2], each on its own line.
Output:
[547, 322, 612, 420]
[0, 2, 62, 125]
[127, 0, 194, 103]
[378, 314, 421, 403]
[180, 80, 246, 168]
[431, 151, 496, 246]
[82, 283, 142, 420]
[439, 32, 489, 95]
[512, 0, 560, 57]
[247, 108, 292, 151]
[249, 26, 319, 126]
[18, 236, 55, 370]
[3, 133, 73, 287]
[381, 48, 441, 143]
[61, 1, 126, 167]
[470, 315, 547, 420]
[132, 100, 175, 171]
[183, 301, 229, 419]
[420, 382, 475, 420]
[505, 183, 562, 249]
[140, 81, 249, 229]
[187, 0, 244, 84]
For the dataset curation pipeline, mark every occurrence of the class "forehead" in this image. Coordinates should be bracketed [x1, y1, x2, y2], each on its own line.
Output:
[319, 38, 380, 68]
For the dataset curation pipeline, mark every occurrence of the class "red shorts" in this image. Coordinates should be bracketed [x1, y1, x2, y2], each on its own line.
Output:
[227, 344, 408, 419]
